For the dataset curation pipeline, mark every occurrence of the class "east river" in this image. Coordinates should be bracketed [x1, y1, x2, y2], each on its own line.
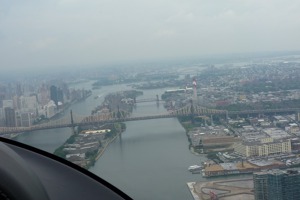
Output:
[15, 81, 205, 200]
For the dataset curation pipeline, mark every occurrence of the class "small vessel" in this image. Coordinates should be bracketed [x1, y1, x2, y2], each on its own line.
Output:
[94, 94, 102, 99]
[188, 165, 202, 173]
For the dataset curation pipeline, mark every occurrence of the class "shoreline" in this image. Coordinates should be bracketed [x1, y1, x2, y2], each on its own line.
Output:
[94, 130, 123, 161]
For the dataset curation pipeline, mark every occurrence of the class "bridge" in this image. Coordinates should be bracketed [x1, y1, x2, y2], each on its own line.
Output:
[0, 105, 299, 135]
[135, 98, 164, 103]
[134, 95, 162, 103]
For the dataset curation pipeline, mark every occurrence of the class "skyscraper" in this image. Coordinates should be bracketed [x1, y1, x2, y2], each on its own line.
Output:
[37, 84, 49, 106]
[254, 169, 300, 200]
[57, 88, 64, 104]
[4, 107, 16, 127]
[50, 85, 58, 106]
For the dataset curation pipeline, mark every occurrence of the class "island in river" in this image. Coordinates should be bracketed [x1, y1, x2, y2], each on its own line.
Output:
[54, 123, 126, 169]
[54, 90, 141, 169]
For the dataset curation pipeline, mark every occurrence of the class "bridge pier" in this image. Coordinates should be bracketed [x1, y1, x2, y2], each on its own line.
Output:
[190, 99, 195, 124]
[70, 110, 76, 135]
[295, 112, 300, 121]
[117, 105, 121, 119]
[225, 111, 229, 121]
[71, 126, 76, 134]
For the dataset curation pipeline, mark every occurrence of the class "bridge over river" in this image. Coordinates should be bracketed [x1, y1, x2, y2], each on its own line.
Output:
[1, 104, 299, 135]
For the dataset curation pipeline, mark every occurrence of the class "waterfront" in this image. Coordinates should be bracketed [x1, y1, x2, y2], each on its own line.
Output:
[15, 81, 203, 200]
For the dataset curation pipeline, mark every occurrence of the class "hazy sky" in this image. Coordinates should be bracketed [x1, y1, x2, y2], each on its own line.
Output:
[1, 0, 300, 71]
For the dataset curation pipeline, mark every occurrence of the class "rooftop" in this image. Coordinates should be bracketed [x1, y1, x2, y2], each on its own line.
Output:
[220, 163, 238, 170]
[255, 169, 299, 176]
[205, 164, 224, 172]
[263, 128, 290, 139]
[236, 161, 258, 170]
[249, 160, 284, 167]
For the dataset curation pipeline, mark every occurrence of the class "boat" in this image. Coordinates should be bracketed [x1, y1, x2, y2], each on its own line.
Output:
[94, 95, 102, 99]
[188, 165, 202, 173]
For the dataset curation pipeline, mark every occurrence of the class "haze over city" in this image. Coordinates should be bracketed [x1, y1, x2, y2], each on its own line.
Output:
[2, 1, 300, 200]
[1, 0, 300, 74]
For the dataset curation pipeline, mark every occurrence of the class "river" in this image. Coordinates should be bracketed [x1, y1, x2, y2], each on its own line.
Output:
[15, 81, 204, 200]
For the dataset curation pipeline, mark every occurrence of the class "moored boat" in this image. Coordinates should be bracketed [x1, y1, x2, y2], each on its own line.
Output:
[188, 165, 202, 173]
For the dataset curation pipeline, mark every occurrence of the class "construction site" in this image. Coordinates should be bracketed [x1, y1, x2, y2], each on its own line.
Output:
[187, 178, 254, 200]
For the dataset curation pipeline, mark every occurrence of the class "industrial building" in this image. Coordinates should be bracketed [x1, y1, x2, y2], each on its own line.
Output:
[234, 137, 291, 157]
[203, 160, 285, 177]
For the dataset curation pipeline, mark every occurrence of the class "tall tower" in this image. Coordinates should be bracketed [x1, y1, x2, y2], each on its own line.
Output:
[4, 107, 16, 127]
[38, 84, 49, 106]
[50, 85, 58, 106]
[193, 78, 197, 100]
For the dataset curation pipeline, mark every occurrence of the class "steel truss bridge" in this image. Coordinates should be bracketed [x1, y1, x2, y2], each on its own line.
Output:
[1, 105, 299, 135]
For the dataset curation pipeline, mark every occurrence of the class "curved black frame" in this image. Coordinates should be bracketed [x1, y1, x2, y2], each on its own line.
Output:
[0, 137, 132, 200]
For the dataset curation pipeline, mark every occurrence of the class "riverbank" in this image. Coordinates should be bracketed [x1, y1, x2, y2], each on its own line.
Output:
[177, 117, 205, 156]
[95, 128, 123, 161]
[86, 123, 126, 169]
[53, 123, 126, 169]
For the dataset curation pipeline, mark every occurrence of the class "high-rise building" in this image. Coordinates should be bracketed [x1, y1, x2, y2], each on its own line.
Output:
[38, 84, 49, 106]
[0, 108, 5, 126]
[2, 99, 13, 109]
[45, 100, 57, 118]
[254, 169, 300, 200]
[16, 83, 23, 96]
[20, 112, 32, 127]
[50, 85, 58, 106]
[4, 107, 16, 127]
[57, 88, 64, 104]
[19, 95, 38, 112]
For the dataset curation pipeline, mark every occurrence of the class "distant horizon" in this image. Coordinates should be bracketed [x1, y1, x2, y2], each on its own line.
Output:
[2, 0, 300, 75]
[3, 49, 300, 71]
[1, 49, 300, 82]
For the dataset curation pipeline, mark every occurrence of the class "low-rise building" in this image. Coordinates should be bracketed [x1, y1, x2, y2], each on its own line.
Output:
[203, 160, 285, 177]
[234, 137, 291, 157]
[66, 153, 85, 160]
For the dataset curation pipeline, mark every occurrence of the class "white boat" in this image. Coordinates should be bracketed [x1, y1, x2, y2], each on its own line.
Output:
[188, 165, 202, 172]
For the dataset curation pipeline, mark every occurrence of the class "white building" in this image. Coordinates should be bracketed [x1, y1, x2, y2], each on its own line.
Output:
[234, 138, 291, 157]
[20, 96, 38, 112]
[2, 100, 13, 109]
[45, 100, 57, 118]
